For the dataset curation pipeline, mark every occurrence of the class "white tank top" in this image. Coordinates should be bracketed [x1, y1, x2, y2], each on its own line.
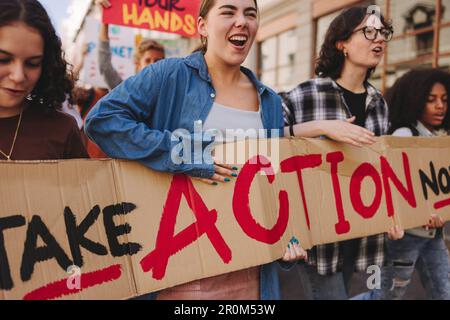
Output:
[203, 102, 264, 143]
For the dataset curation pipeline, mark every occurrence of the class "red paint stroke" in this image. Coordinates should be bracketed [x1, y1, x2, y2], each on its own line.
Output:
[434, 198, 450, 210]
[23, 264, 122, 300]
[280, 154, 322, 230]
[233, 155, 289, 244]
[140, 175, 231, 280]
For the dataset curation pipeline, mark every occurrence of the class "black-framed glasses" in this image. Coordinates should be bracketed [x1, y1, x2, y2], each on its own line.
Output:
[353, 26, 393, 42]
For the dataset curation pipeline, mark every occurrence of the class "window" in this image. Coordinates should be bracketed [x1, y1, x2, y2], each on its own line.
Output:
[315, 11, 340, 59]
[388, 0, 436, 66]
[260, 37, 277, 87]
[258, 29, 297, 90]
[386, 0, 450, 88]
[439, 0, 450, 71]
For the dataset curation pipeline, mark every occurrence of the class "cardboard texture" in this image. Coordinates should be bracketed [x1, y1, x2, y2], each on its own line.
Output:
[0, 137, 449, 300]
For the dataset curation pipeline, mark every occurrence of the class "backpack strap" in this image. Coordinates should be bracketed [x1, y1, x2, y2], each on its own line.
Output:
[407, 124, 420, 137]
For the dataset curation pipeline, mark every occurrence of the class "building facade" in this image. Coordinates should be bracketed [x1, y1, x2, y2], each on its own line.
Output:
[63, 0, 450, 92]
[256, 0, 450, 92]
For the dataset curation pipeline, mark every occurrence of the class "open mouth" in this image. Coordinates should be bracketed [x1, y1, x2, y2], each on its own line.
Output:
[228, 35, 248, 48]
[372, 47, 383, 54]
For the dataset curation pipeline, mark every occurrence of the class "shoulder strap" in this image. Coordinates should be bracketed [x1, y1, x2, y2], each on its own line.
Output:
[407, 124, 420, 136]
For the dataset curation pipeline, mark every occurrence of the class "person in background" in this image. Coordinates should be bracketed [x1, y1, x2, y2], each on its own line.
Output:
[0, 0, 87, 161]
[281, 6, 404, 300]
[354, 68, 450, 300]
[61, 99, 83, 130]
[96, 0, 165, 89]
[70, 41, 109, 158]
[72, 85, 109, 158]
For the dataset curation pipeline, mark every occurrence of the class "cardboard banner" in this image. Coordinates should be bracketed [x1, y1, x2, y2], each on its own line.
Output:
[102, 0, 200, 38]
[0, 137, 449, 300]
[80, 17, 136, 88]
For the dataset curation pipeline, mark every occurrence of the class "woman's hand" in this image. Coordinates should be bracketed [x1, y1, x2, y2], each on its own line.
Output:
[425, 214, 445, 230]
[194, 158, 238, 186]
[321, 117, 376, 147]
[288, 118, 376, 147]
[282, 237, 308, 262]
[387, 225, 405, 240]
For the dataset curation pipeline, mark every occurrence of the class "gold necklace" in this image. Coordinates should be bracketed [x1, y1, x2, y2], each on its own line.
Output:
[0, 110, 23, 161]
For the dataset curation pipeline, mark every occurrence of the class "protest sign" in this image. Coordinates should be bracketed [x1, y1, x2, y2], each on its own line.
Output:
[0, 137, 449, 299]
[80, 17, 135, 88]
[102, 0, 200, 37]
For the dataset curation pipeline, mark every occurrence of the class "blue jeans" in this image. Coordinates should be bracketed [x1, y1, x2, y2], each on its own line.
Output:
[354, 233, 450, 300]
[296, 239, 360, 300]
[129, 292, 158, 300]
[296, 262, 352, 300]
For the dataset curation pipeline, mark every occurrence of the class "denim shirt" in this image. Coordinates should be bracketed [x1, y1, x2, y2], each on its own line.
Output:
[85, 51, 284, 300]
[85, 51, 284, 178]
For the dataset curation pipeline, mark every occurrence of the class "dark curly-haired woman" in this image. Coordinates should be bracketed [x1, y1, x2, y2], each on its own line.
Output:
[387, 68, 450, 135]
[0, 0, 87, 160]
[281, 6, 402, 300]
[354, 69, 450, 300]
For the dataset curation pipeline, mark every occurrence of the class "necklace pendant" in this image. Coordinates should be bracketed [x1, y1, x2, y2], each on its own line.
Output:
[1, 110, 22, 162]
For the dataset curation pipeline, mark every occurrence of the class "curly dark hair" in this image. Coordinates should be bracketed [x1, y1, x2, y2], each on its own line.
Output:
[315, 6, 392, 81]
[0, 0, 74, 111]
[386, 68, 450, 134]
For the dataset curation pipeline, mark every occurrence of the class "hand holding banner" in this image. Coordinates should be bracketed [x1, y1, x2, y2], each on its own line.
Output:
[1, 137, 449, 299]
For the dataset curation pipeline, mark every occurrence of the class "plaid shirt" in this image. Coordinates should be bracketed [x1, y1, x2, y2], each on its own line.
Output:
[280, 77, 389, 275]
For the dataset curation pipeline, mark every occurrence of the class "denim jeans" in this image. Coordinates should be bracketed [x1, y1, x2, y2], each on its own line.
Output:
[129, 292, 158, 300]
[296, 262, 351, 300]
[296, 239, 360, 300]
[354, 233, 450, 300]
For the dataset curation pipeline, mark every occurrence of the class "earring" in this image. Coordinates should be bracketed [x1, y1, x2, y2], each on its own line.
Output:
[201, 36, 208, 48]
[343, 50, 348, 57]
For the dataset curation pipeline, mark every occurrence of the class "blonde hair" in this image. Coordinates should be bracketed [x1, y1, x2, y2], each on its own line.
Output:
[134, 39, 165, 62]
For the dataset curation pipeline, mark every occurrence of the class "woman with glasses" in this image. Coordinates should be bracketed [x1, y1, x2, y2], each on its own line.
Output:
[280, 6, 403, 300]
